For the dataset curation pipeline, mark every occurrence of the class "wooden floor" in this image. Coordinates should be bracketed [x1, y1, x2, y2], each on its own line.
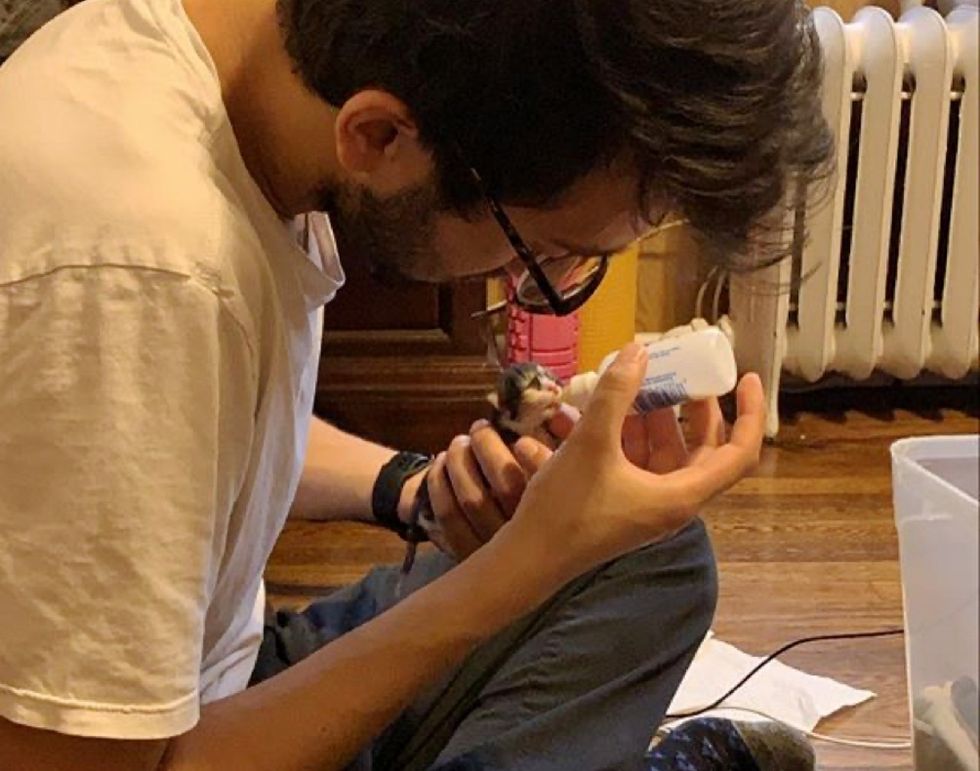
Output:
[266, 387, 978, 770]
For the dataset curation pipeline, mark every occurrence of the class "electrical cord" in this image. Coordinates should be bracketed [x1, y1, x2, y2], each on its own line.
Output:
[695, 266, 720, 321]
[711, 268, 727, 323]
[662, 628, 912, 750]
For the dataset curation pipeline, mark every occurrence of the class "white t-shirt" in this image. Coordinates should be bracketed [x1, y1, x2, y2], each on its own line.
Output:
[0, 0, 344, 740]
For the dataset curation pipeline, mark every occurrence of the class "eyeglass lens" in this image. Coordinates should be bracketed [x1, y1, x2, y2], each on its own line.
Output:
[513, 255, 604, 307]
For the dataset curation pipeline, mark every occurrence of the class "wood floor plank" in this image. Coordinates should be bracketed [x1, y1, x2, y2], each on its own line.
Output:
[266, 388, 978, 770]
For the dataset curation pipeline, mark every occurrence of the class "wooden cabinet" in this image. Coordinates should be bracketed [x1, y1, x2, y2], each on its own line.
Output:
[313, 253, 498, 454]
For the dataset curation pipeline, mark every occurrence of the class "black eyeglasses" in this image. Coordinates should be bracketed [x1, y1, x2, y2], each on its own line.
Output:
[467, 166, 609, 317]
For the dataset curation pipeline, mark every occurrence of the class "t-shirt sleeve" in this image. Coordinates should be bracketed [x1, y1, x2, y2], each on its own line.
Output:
[0, 265, 256, 739]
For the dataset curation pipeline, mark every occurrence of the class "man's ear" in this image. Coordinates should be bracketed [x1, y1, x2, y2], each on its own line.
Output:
[334, 89, 431, 194]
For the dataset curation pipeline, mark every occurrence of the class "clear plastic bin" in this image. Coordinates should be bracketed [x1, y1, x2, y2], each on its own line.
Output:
[891, 435, 979, 771]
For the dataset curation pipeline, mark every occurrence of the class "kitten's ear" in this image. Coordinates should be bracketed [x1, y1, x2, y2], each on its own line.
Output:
[487, 392, 500, 410]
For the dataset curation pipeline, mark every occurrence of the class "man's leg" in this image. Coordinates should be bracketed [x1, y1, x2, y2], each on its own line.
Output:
[251, 552, 463, 771]
[384, 518, 717, 771]
[253, 518, 716, 771]
[250, 549, 459, 685]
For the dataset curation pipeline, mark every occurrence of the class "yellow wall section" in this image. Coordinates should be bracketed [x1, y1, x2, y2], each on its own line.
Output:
[576, 243, 639, 372]
[812, 0, 902, 20]
[636, 223, 704, 335]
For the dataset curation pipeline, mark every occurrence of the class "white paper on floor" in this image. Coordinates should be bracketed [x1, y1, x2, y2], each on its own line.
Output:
[665, 632, 876, 731]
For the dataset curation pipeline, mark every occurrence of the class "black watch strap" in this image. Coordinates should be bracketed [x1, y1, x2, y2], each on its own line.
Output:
[372, 451, 433, 540]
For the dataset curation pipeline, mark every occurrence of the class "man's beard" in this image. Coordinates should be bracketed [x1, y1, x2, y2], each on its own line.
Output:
[315, 179, 446, 286]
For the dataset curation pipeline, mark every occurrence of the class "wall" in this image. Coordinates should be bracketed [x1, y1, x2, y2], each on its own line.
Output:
[817, 0, 903, 18]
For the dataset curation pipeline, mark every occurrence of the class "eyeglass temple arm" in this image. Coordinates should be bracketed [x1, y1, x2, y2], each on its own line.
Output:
[465, 166, 568, 315]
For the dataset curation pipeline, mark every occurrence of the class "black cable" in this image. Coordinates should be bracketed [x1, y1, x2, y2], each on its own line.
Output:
[664, 628, 905, 720]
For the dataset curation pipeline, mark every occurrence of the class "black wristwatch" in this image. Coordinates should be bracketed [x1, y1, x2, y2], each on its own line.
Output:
[372, 451, 433, 541]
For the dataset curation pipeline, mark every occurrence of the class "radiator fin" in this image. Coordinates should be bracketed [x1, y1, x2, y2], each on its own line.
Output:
[728, 4, 979, 436]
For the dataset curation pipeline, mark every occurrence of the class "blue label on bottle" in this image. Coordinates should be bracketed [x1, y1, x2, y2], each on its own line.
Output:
[633, 374, 689, 412]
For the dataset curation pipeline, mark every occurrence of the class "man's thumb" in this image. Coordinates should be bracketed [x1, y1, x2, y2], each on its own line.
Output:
[577, 343, 647, 442]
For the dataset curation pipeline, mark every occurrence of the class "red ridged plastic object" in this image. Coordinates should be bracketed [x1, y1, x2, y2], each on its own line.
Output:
[505, 279, 580, 380]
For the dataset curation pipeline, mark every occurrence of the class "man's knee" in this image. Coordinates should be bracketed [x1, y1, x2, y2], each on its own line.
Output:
[498, 517, 718, 691]
[631, 516, 717, 610]
[415, 521, 719, 769]
[594, 517, 718, 653]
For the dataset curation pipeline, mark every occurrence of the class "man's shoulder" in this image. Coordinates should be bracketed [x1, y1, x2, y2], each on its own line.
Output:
[0, 0, 267, 285]
[0, 80, 271, 313]
[0, 143, 268, 296]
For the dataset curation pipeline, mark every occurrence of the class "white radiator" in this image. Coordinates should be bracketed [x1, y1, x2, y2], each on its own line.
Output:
[725, 2, 979, 436]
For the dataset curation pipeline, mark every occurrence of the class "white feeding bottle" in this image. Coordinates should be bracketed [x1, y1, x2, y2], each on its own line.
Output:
[563, 325, 738, 413]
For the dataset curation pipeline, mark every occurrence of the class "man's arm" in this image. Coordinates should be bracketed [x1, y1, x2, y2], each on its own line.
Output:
[0, 521, 564, 771]
[290, 416, 507, 536]
[289, 416, 402, 523]
[167, 524, 563, 771]
[1, 350, 765, 771]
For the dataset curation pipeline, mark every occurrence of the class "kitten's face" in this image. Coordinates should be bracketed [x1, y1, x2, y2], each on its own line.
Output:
[489, 363, 564, 438]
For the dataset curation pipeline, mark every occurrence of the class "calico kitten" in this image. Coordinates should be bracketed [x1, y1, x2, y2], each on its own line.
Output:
[487, 362, 565, 448]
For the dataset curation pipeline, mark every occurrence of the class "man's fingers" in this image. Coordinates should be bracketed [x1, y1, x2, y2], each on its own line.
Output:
[446, 434, 508, 540]
[573, 343, 646, 446]
[662, 442, 759, 510]
[545, 402, 580, 443]
[660, 373, 765, 501]
[469, 420, 527, 516]
[512, 436, 553, 476]
[426, 452, 482, 558]
[683, 397, 725, 454]
[732, 372, 766, 447]
[643, 407, 688, 473]
[622, 415, 649, 468]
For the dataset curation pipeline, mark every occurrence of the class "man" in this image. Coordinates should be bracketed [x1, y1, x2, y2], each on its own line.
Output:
[0, 0, 831, 769]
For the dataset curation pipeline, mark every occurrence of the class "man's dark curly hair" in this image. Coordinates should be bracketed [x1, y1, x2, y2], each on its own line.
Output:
[277, 0, 833, 269]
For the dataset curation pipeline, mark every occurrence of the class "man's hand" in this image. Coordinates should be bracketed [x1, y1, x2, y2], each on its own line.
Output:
[504, 344, 765, 580]
[399, 422, 552, 559]
[400, 351, 759, 562]
[547, 380, 732, 475]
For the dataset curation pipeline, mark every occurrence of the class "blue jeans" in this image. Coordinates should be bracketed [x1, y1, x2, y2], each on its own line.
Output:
[251, 519, 718, 771]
